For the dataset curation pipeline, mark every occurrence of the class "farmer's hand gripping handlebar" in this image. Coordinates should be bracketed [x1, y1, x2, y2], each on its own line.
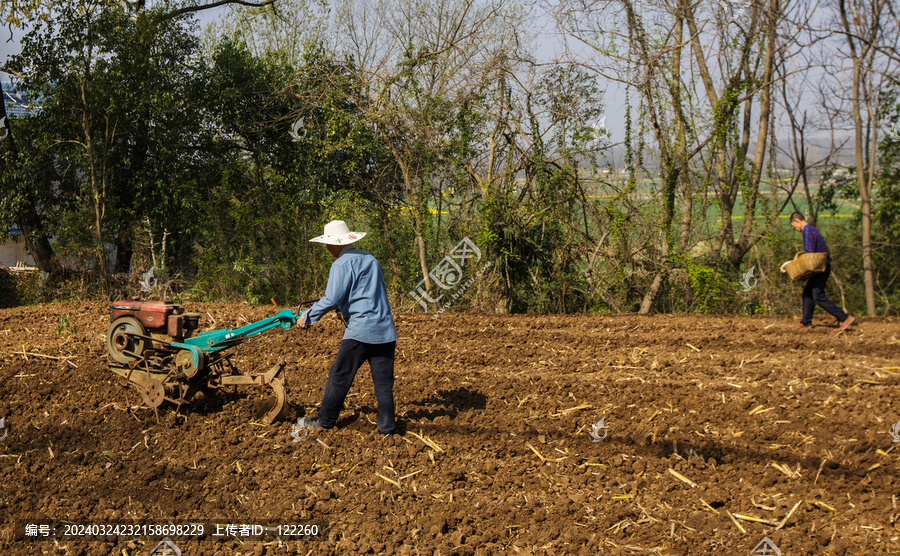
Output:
[293, 298, 346, 328]
[294, 297, 320, 320]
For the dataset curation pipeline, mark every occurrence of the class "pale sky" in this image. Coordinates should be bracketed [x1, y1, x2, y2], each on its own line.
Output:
[0, 27, 22, 60]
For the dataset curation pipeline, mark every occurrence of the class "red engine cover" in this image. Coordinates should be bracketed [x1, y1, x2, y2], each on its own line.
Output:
[109, 300, 184, 332]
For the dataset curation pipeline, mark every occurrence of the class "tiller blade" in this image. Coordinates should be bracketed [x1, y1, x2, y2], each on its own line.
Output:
[255, 376, 288, 425]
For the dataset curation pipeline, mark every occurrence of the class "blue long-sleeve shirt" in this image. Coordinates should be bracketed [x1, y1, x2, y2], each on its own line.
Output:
[303, 246, 398, 344]
[802, 223, 829, 256]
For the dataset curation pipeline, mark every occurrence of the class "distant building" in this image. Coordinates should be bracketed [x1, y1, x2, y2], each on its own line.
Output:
[2, 82, 33, 118]
[0, 227, 36, 268]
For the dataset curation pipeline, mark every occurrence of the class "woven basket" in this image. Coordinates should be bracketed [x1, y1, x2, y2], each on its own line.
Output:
[781, 251, 827, 281]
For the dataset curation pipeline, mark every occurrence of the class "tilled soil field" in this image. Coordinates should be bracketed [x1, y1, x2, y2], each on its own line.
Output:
[0, 302, 899, 555]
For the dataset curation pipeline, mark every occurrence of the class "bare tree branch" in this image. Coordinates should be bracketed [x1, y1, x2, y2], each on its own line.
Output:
[0, 66, 25, 79]
[160, 0, 278, 22]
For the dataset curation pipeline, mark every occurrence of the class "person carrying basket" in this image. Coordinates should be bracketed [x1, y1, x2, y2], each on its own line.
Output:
[783, 212, 855, 331]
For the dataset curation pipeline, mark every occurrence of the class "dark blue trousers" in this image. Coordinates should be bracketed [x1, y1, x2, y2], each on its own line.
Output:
[317, 339, 396, 435]
[801, 262, 849, 325]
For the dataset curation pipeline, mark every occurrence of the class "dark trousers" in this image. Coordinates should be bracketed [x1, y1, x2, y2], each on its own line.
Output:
[801, 262, 849, 325]
[317, 339, 396, 435]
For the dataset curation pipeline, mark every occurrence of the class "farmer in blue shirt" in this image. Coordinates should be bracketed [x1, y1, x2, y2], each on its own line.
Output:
[786, 212, 854, 331]
[298, 220, 398, 436]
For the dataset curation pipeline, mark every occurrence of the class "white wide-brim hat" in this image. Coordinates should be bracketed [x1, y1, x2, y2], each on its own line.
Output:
[309, 220, 367, 245]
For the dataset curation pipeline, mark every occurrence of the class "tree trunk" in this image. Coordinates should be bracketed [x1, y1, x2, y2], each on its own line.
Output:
[733, 0, 777, 264]
[840, 0, 878, 316]
[639, 229, 670, 314]
[639, 271, 665, 314]
[855, 66, 877, 316]
[863, 107, 879, 315]
[15, 197, 56, 272]
[80, 73, 109, 279]
[861, 190, 875, 314]
[380, 116, 434, 290]
[378, 208, 402, 285]
[412, 203, 430, 288]
[114, 223, 133, 274]
[398, 160, 431, 290]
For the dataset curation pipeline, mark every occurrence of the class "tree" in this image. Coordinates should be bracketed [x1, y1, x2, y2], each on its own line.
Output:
[548, 0, 796, 313]
[773, 37, 848, 227]
[207, 0, 328, 66]
[0, 0, 48, 27]
[492, 65, 608, 313]
[0, 69, 58, 274]
[0, 0, 283, 277]
[872, 84, 900, 312]
[4, 1, 206, 279]
[332, 0, 523, 293]
[831, 0, 899, 316]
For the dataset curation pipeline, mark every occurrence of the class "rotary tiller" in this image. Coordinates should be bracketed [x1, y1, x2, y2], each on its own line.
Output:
[105, 299, 316, 423]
